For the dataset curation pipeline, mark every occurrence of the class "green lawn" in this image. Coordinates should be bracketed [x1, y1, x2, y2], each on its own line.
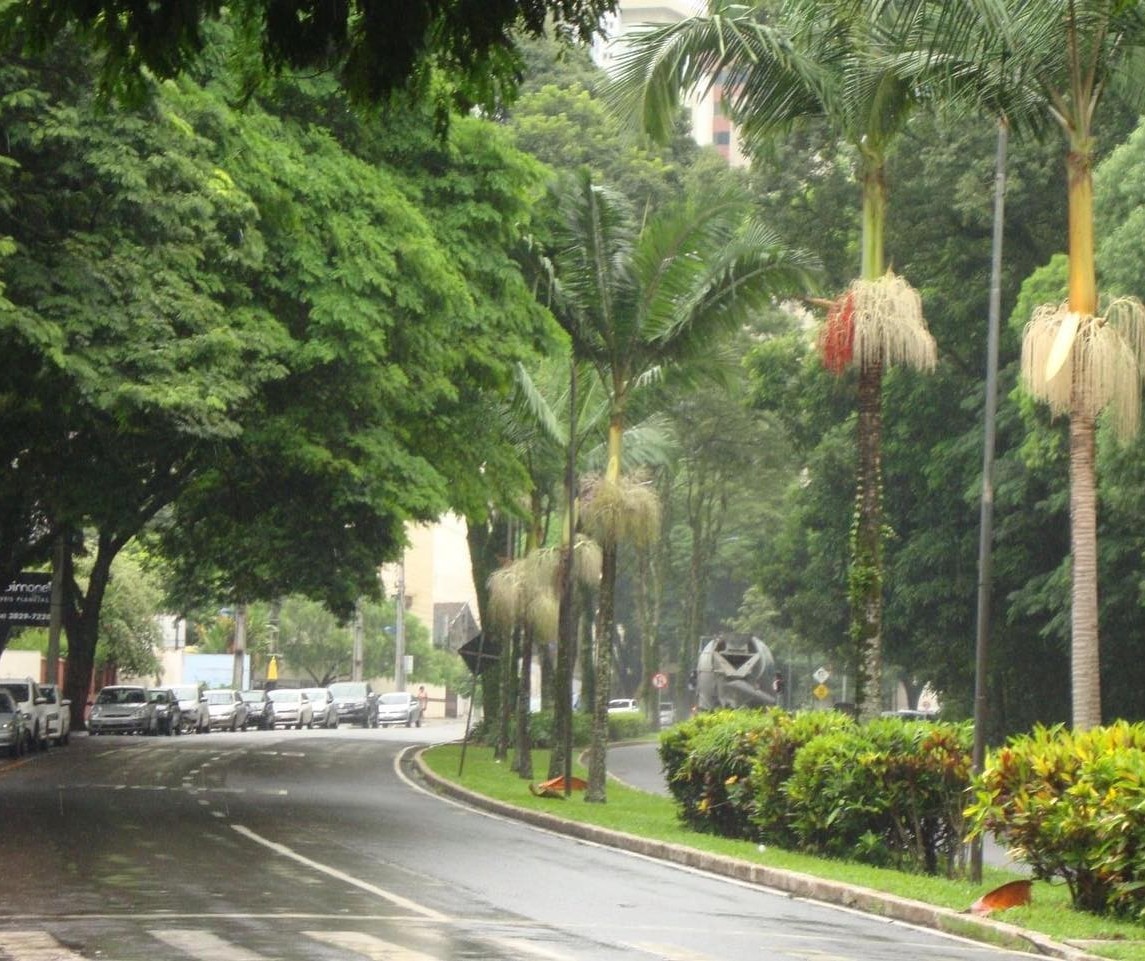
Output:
[421, 743, 1145, 961]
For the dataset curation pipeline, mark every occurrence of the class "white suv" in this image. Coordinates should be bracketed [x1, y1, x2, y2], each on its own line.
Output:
[0, 677, 50, 751]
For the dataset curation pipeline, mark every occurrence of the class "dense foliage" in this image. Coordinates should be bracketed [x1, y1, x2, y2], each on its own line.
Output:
[967, 722, 1145, 918]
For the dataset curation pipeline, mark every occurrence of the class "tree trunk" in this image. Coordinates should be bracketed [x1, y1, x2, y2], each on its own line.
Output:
[1065, 139, 1100, 730]
[548, 545, 576, 780]
[496, 624, 518, 762]
[853, 360, 884, 719]
[63, 531, 115, 727]
[586, 538, 617, 804]
[1069, 399, 1101, 729]
[466, 515, 505, 734]
[514, 626, 534, 779]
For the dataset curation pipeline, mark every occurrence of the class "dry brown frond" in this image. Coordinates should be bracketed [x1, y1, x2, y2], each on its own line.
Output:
[850, 270, 937, 373]
[580, 474, 662, 548]
[487, 565, 523, 630]
[524, 592, 559, 643]
[573, 535, 603, 586]
[1022, 299, 1145, 442]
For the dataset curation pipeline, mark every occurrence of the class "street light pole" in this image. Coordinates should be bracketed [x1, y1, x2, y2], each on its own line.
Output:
[394, 553, 406, 691]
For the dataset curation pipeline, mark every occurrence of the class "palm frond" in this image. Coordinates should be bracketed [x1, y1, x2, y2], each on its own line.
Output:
[1021, 298, 1145, 441]
[580, 473, 662, 548]
[847, 270, 937, 373]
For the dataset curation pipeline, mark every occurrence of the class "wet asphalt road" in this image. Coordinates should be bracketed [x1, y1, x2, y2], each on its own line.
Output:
[0, 726, 1036, 961]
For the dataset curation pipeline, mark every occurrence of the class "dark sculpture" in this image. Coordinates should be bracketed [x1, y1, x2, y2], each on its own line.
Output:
[696, 633, 777, 710]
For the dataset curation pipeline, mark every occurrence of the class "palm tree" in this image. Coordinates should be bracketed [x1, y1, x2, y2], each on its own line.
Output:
[613, 0, 937, 716]
[913, 0, 1145, 729]
[549, 169, 815, 800]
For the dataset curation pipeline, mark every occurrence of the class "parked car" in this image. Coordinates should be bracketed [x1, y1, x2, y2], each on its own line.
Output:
[0, 677, 51, 750]
[40, 683, 71, 745]
[171, 684, 210, 733]
[204, 689, 249, 732]
[377, 691, 421, 728]
[267, 689, 313, 729]
[88, 685, 154, 735]
[146, 688, 182, 735]
[240, 690, 276, 731]
[328, 681, 378, 727]
[658, 702, 675, 727]
[0, 689, 28, 758]
[607, 698, 640, 714]
[302, 688, 338, 728]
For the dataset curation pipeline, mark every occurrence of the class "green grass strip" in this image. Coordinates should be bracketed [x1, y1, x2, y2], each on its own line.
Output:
[421, 743, 1145, 961]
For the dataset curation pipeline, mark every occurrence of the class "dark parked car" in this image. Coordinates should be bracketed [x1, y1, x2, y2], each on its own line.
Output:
[171, 684, 210, 733]
[302, 688, 338, 728]
[240, 690, 276, 730]
[88, 685, 154, 735]
[147, 688, 182, 735]
[0, 690, 28, 757]
[328, 681, 377, 727]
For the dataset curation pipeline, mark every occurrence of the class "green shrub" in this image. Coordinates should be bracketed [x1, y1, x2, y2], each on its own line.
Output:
[607, 711, 650, 741]
[660, 708, 776, 838]
[529, 710, 593, 749]
[747, 709, 856, 846]
[785, 717, 972, 875]
[966, 721, 1145, 918]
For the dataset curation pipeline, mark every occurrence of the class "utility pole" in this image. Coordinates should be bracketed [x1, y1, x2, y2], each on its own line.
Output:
[351, 599, 364, 681]
[394, 553, 406, 691]
[232, 604, 247, 690]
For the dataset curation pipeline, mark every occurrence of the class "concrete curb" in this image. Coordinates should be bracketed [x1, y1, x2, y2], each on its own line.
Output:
[414, 751, 1104, 961]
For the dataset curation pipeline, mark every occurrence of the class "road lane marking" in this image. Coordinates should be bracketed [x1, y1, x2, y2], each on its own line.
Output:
[486, 936, 579, 960]
[151, 929, 267, 961]
[231, 824, 449, 921]
[0, 930, 89, 960]
[304, 930, 440, 961]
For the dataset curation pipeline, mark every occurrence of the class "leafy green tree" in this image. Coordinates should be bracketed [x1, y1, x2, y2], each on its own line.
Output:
[0, 0, 617, 111]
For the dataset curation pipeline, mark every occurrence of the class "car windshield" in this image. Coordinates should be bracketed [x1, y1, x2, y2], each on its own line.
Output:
[302, 690, 327, 701]
[379, 693, 410, 705]
[97, 688, 145, 705]
[268, 690, 299, 702]
[1, 683, 30, 702]
[170, 686, 200, 700]
[0, 691, 15, 713]
[328, 683, 366, 698]
[147, 691, 169, 703]
[241, 692, 264, 702]
[205, 691, 234, 705]
[41, 686, 59, 703]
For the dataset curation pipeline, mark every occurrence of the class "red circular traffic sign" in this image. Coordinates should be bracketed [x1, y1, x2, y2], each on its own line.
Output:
[652, 672, 669, 689]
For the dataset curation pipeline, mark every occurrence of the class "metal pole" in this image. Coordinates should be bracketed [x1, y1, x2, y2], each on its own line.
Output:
[351, 599, 364, 681]
[232, 604, 247, 690]
[46, 533, 65, 684]
[971, 118, 1009, 884]
[563, 358, 578, 797]
[395, 553, 406, 691]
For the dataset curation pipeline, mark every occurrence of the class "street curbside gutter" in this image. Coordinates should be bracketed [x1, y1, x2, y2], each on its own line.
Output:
[414, 749, 1104, 961]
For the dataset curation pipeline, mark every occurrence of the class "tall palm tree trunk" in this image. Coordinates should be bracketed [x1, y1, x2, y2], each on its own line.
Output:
[514, 625, 534, 778]
[586, 538, 617, 803]
[1069, 399, 1100, 729]
[586, 415, 624, 803]
[1066, 144, 1101, 730]
[853, 361, 884, 719]
[853, 160, 887, 719]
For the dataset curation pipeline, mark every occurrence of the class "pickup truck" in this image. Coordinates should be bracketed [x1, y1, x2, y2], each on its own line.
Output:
[0, 676, 52, 751]
[39, 683, 71, 746]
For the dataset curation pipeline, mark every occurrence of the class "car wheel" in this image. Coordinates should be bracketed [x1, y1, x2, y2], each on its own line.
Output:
[61, 728, 70, 745]
[416, 717, 421, 728]
[405, 717, 412, 728]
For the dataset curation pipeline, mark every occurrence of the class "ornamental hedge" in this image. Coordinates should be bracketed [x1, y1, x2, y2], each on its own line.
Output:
[966, 721, 1145, 919]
